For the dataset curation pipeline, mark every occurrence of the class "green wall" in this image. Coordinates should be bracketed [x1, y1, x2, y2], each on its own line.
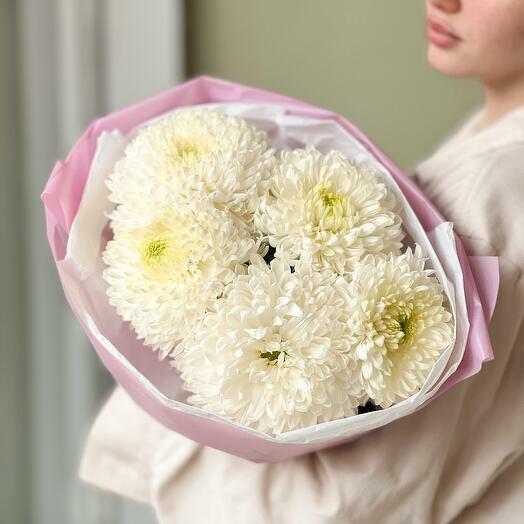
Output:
[186, 0, 482, 171]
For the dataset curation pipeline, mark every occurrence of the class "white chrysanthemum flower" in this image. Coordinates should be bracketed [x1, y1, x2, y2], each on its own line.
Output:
[343, 246, 454, 408]
[173, 255, 364, 436]
[106, 107, 274, 231]
[255, 147, 404, 275]
[102, 199, 256, 358]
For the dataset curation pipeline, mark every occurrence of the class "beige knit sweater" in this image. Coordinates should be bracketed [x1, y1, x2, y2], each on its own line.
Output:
[80, 105, 524, 524]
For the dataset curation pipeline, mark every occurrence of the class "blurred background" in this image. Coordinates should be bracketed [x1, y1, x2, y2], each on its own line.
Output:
[1, 0, 482, 523]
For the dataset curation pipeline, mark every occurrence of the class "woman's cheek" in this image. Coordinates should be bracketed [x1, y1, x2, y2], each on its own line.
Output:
[481, 8, 524, 82]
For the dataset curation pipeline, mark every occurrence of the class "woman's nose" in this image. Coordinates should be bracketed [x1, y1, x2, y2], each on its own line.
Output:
[429, 0, 461, 13]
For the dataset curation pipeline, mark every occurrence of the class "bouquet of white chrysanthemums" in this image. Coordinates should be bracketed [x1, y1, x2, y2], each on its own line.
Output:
[102, 106, 453, 436]
[43, 77, 497, 461]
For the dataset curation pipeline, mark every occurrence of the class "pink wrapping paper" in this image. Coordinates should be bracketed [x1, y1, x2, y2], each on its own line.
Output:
[42, 75, 499, 462]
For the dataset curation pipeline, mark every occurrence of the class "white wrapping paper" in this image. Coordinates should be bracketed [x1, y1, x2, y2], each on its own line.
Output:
[62, 103, 468, 444]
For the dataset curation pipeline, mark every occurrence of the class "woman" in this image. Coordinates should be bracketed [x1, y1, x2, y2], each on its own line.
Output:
[80, 1, 524, 522]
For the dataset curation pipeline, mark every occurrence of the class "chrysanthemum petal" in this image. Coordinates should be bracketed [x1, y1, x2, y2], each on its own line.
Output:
[173, 255, 365, 435]
[255, 147, 404, 275]
[344, 245, 454, 407]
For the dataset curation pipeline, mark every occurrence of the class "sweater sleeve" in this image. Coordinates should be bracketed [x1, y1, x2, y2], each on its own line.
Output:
[79, 387, 171, 504]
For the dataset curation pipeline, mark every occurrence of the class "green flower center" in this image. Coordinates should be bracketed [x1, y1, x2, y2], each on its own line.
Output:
[142, 237, 170, 268]
[397, 312, 417, 343]
[260, 350, 287, 363]
[319, 187, 344, 211]
[139, 220, 204, 280]
[306, 184, 356, 233]
[259, 335, 289, 365]
[380, 303, 418, 350]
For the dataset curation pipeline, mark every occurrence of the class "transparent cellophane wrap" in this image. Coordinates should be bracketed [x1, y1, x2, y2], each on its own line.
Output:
[43, 77, 498, 462]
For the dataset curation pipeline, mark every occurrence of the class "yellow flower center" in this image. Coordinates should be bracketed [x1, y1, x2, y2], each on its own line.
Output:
[142, 237, 170, 269]
[397, 312, 417, 343]
[306, 184, 357, 233]
[319, 187, 344, 211]
[165, 135, 218, 169]
[380, 303, 418, 350]
[139, 220, 204, 280]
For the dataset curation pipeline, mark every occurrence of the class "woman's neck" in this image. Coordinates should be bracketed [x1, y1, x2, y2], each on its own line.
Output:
[482, 73, 524, 127]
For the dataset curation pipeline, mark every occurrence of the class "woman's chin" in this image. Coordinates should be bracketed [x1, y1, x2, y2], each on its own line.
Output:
[426, 46, 472, 78]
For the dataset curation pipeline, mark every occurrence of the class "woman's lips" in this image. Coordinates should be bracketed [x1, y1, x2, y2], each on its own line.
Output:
[426, 19, 461, 48]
